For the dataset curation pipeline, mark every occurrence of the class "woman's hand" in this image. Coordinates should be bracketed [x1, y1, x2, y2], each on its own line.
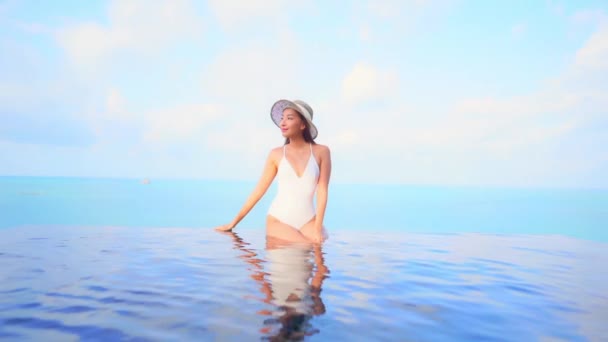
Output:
[311, 228, 327, 244]
[214, 223, 235, 232]
[312, 231, 323, 244]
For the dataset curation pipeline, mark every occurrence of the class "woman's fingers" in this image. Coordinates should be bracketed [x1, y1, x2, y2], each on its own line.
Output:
[214, 224, 232, 232]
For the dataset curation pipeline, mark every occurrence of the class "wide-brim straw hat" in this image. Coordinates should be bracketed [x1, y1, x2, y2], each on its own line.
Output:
[270, 99, 318, 140]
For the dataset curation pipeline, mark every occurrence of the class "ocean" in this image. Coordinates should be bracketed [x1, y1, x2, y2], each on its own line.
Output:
[1, 176, 606, 341]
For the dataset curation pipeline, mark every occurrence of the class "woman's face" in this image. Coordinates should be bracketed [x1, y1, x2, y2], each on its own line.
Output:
[279, 108, 305, 138]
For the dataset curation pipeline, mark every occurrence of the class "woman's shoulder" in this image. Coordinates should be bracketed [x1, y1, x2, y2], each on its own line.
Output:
[313, 143, 331, 154]
[267, 146, 284, 161]
[270, 145, 284, 154]
[312, 143, 331, 160]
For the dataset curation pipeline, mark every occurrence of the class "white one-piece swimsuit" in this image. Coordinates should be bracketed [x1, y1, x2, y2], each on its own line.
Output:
[267, 143, 320, 229]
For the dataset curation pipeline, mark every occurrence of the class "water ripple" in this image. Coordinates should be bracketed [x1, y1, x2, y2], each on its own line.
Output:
[2, 317, 148, 341]
[0, 226, 605, 341]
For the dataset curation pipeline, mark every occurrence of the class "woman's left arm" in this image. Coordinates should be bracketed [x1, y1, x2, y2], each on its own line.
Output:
[314, 146, 332, 235]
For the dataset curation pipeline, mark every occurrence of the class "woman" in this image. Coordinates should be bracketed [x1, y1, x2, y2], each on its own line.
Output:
[215, 99, 331, 244]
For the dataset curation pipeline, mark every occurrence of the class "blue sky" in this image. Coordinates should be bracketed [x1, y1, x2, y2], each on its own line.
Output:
[1, 0, 607, 188]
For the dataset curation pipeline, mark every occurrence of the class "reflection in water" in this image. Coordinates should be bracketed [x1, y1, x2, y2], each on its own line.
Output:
[221, 232, 329, 341]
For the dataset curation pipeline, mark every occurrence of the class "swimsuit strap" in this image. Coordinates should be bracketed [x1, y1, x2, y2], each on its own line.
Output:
[310, 143, 315, 159]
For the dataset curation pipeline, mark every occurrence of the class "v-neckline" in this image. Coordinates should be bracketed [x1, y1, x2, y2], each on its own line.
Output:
[284, 146, 312, 178]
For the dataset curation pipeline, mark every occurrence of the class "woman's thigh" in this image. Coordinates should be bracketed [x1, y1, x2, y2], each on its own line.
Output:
[299, 218, 328, 242]
[266, 215, 312, 243]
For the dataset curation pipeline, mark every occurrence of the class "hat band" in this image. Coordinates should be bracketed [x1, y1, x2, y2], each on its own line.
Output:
[292, 103, 312, 122]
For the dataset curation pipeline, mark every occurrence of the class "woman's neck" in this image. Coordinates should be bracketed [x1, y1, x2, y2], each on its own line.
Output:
[288, 135, 308, 148]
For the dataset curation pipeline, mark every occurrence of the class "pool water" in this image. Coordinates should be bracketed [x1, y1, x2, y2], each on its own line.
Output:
[1, 225, 606, 341]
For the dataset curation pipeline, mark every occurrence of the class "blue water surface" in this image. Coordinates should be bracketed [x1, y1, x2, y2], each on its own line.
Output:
[0, 226, 606, 341]
[1, 176, 606, 241]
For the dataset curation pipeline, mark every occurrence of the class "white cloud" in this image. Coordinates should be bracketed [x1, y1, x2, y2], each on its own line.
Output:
[206, 0, 315, 31]
[57, 22, 121, 66]
[335, 19, 607, 158]
[201, 40, 305, 107]
[313, 19, 608, 187]
[575, 25, 608, 71]
[196, 39, 310, 163]
[367, 0, 400, 18]
[350, 0, 456, 46]
[207, 0, 284, 29]
[105, 88, 128, 120]
[4, 0, 606, 187]
[367, 0, 445, 18]
[202, 120, 281, 180]
[546, 0, 565, 17]
[50, 0, 212, 147]
[204, 120, 279, 164]
[571, 9, 608, 25]
[143, 103, 223, 144]
[512, 23, 527, 37]
[341, 63, 399, 104]
[84, 88, 224, 147]
[360, 25, 371, 42]
[321, 126, 362, 154]
[352, 87, 583, 159]
[365, 0, 455, 25]
[56, 0, 203, 69]
[483, 119, 579, 153]
[14, 21, 49, 34]
[334, 129, 359, 146]
[0, 82, 32, 107]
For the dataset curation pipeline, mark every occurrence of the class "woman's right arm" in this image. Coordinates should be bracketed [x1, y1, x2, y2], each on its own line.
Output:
[215, 150, 278, 231]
